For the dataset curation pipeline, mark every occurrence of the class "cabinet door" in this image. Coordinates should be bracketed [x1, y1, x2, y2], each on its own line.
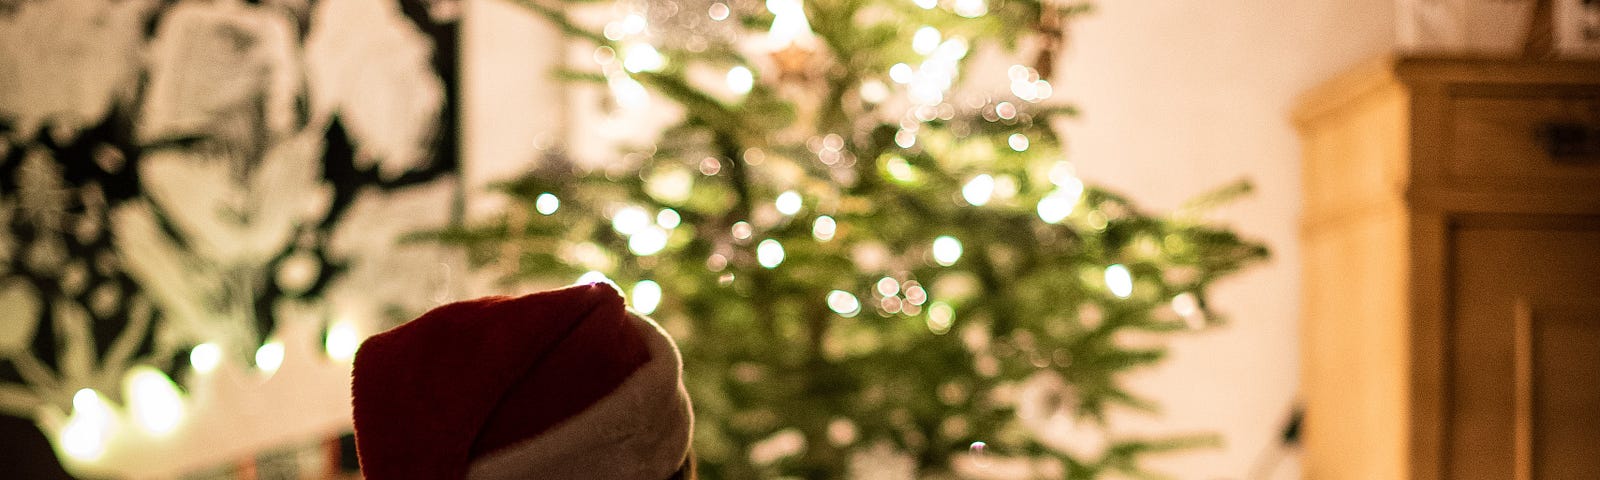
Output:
[1449, 217, 1600, 480]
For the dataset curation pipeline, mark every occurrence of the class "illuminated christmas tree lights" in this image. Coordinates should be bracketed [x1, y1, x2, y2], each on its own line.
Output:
[440, 0, 1269, 477]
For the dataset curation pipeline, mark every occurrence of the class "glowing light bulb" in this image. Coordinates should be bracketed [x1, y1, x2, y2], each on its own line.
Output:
[775, 190, 803, 216]
[827, 290, 861, 317]
[60, 389, 113, 461]
[629, 226, 670, 256]
[766, 0, 816, 49]
[889, 130, 914, 150]
[938, 37, 969, 60]
[588, 45, 611, 65]
[913, 26, 941, 55]
[607, 74, 649, 109]
[620, 13, 647, 35]
[1105, 264, 1133, 298]
[255, 341, 285, 374]
[1033, 79, 1054, 100]
[913, 0, 936, 9]
[727, 66, 754, 95]
[889, 63, 914, 84]
[953, 0, 986, 17]
[623, 43, 665, 73]
[1172, 292, 1204, 328]
[709, 2, 730, 20]
[757, 239, 785, 268]
[813, 216, 837, 241]
[612, 206, 650, 236]
[1008, 64, 1032, 82]
[1036, 181, 1083, 224]
[961, 174, 994, 206]
[632, 280, 663, 315]
[656, 209, 681, 229]
[1172, 293, 1199, 317]
[72, 389, 109, 421]
[1008, 133, 1029, 151]
[927, 302, 954, 334]
[932, 236, 962, 266]
[1087, 211, 1109, 231]
[904, 284, 927, 305]
[876, 277, 901, 297]
[700, 157, 723, 175]
[995, 101, 1017, 120]
[189, 342, 221, 374]
[325, 321, 360, 362]
[535, 193, 560, 215]
[885, 156, 915, 182]
[124, 366, 185, 436]
[646, 168, 695, 205]
[1011, 77, 1039, 101]
[731, 221, 753, 240]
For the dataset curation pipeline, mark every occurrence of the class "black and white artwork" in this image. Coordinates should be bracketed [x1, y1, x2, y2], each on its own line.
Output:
[0, 0, 461, 475]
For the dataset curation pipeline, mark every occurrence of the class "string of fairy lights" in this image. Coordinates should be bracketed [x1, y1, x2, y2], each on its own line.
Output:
[545, 0, 1191, 334]
[45, 0, 1239, 476]
[453, 0, 1266, 476]
[49, 320, 365, 463]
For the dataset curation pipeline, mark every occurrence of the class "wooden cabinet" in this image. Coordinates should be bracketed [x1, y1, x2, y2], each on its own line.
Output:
[1295, 56, 1600, 480]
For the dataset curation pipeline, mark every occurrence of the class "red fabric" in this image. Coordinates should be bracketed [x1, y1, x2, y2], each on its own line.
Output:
[351, 284, 651, 479]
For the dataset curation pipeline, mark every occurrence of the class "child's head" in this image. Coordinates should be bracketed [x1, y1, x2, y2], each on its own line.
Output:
[351, 284, 694, 479]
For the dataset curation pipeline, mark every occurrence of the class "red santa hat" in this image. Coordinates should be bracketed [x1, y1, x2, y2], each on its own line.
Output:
[351, 283, 694, 479]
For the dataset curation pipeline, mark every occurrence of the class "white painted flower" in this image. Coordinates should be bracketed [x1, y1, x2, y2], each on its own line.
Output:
[113, 130, 330, 350]
[325, 180, 459, 330]
[51, 299, 95, 384]
[111, 201, 237, 343]
[0, 0, 156, 141]
[0, 281, 40, 354]
[16, 149, 71, 232]
[140, 0, 302, 151]
[136, 133, 330, 266]
[305, 0, 445, 179]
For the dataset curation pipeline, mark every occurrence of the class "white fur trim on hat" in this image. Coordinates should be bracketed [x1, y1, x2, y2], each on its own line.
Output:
[465, 313, 694, 480]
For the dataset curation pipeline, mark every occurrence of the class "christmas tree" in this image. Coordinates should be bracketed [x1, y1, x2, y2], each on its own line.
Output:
[438, 0, 1268, 477]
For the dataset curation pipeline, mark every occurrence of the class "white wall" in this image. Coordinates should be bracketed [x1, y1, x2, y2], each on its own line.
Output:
[1057, 1, 1393, 478]
[462, 0, 565, 217]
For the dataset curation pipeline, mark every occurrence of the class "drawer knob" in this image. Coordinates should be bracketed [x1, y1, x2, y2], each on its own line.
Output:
[1538, 122, 1600, 160]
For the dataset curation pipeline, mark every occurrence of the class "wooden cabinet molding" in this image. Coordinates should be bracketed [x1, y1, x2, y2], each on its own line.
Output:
[1295, 56, 1600, 480]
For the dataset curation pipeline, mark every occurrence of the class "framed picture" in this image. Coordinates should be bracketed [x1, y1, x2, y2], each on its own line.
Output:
[0, 0, 462, 477]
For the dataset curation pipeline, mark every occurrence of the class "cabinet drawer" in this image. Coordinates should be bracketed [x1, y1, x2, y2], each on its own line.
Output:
[1447, 88, 1600, 191]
